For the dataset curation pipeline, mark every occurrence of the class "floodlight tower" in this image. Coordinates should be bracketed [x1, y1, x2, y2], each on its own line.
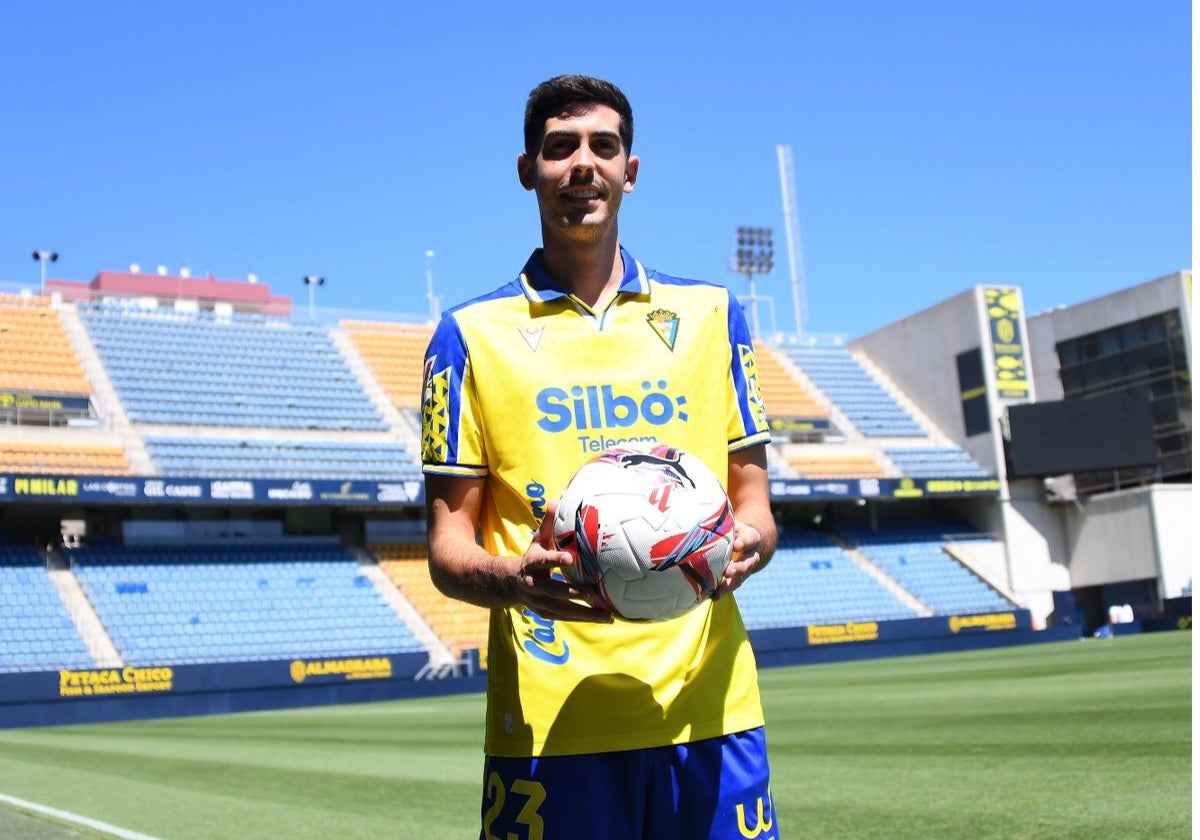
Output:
[32, 250, 58, 295]
[730, 227, 773, 339]
[302, 275, 324, 319]
[425, 250, 441, 324]
[776, 145, 808, 337]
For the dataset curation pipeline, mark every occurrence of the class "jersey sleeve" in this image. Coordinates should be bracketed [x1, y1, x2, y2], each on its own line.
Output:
[725, 289, 772, 452]
[420, 313, 488, 478]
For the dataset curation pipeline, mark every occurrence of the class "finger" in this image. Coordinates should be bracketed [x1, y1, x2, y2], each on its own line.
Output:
[733, 530, 761, 554]
[523, 535, 576, 564]
[532, 514, 555, 549]
[728, 552, 761, 579]
[518, 568, 611, 618]
[712, 556, 757, 600]
[520, 568, 582, 593]
[724, 555, 757, 577]
[712, 577, 744, 600]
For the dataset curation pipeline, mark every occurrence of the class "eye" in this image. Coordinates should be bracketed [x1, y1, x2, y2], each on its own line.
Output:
[542, 136, 577, 160]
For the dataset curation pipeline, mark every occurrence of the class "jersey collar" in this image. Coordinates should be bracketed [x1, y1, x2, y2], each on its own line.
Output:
[518, 246, 649, 303]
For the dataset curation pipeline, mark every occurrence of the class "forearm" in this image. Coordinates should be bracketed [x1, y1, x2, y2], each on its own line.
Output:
[424, 474, 522, 608]
[423, 475, 611, 622]
[427, 526, 522, 610]
[727, 444, 777, 577]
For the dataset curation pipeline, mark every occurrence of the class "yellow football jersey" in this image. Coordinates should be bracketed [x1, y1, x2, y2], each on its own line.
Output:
[421, 247, 771, 757]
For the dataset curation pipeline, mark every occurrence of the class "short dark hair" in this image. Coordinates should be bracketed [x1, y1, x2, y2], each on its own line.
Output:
[523, 74, 634, 158]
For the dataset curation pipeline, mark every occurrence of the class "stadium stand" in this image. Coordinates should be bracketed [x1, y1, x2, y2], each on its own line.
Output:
[0, 542, 95, 673]
[143, 436, 421, 480]
[782, 346, 925, 436]
[782, 446, 887, 479]
[69, 541, 426, 665]
[0, 267, 1181, 707]
[76, 301, 385, 430]
[0, 441, 131, 475]
[841, 523, 1013, 615]
[751, 341, 828, 423]
[735, 530, 917, 629]
[375, 542, 490, 661]
[883, 446, 991, 478]
[0, 294, 91, 397]
[340, 321, 434, 410]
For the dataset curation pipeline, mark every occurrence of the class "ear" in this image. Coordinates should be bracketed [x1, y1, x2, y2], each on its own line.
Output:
[623, 154, 640, 194]
[517, 153, 535, 191]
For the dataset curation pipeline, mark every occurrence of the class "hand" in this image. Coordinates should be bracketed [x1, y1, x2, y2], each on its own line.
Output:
[511, 503, 614, 623]
[712, 518, 765, 601]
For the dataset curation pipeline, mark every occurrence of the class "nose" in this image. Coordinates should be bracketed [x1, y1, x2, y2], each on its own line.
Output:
[570, 145, 595, 179]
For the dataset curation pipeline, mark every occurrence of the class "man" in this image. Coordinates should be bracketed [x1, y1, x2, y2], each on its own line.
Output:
[421, 74, 780, 840]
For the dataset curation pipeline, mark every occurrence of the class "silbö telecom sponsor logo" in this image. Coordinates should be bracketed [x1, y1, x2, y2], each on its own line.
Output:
[536, 380, 687, 453]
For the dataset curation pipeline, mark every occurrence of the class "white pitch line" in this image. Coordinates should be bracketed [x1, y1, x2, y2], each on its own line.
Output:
[0, 792, 164, 840]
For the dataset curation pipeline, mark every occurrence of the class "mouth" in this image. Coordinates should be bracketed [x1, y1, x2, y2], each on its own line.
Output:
[561, 187, 603, 203]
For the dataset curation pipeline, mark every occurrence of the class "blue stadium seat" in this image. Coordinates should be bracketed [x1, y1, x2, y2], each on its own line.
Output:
[782, 346, 926, 437]
[840, 522, 1012, 615]
[141, 436, 420, 480]
[69, 541, 425, 666]
[736, 531, 917, 629]
[77, 302, 386, 430]
[0, 544, 94, 673]
[884, 446, 991, 478]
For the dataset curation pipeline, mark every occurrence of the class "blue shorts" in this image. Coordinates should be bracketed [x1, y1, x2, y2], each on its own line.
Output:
[479, 727, 778, 840]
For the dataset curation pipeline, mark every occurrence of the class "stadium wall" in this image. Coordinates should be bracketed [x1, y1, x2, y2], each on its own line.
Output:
[0, 652, 486, 729]
[1060, 483, 1192, 598]
[1, 614, 1071, 729]
[748, 609, 1080, 669]
[996, 494, 1069, 626]
[1026, 271, 1193, 401]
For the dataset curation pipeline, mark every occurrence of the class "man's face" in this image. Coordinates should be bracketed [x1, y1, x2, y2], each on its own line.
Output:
[518, 104, 639, 246]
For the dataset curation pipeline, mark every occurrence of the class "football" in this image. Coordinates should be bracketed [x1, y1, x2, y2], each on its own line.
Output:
[552, 442, 735, 622]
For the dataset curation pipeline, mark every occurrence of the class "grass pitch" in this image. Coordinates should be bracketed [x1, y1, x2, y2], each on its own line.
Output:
[0, 632, 1190, 839]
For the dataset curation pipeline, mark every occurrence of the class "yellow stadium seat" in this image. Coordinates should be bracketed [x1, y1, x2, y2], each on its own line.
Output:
[753, 342, 827, 420]
[374, 541, 490, 660]
[341, 321, 435, 410]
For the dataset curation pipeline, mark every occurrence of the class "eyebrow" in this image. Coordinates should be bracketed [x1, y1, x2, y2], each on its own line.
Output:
[542, 128, 622, 144]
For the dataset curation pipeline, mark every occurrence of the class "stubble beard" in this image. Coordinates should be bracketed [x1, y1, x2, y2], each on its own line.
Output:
[543, 201, 620, 251]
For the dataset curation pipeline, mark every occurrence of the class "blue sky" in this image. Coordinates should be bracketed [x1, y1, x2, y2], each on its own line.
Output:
[1, 2, 1190, 338]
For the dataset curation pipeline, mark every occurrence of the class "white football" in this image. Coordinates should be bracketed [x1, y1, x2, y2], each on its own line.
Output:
[552, 442, 735, 622]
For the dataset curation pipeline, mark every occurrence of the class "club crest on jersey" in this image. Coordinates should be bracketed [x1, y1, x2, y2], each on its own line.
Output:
[646, 308, 680, 351]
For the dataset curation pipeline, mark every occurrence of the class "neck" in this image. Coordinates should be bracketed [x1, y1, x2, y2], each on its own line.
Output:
[540, 228, 624, 310]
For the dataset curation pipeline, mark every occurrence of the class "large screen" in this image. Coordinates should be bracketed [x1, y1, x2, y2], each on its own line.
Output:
[1005, 391, 1158, 478]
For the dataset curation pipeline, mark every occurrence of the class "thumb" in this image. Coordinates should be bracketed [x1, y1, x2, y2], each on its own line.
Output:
[535, 501, 560, 548]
